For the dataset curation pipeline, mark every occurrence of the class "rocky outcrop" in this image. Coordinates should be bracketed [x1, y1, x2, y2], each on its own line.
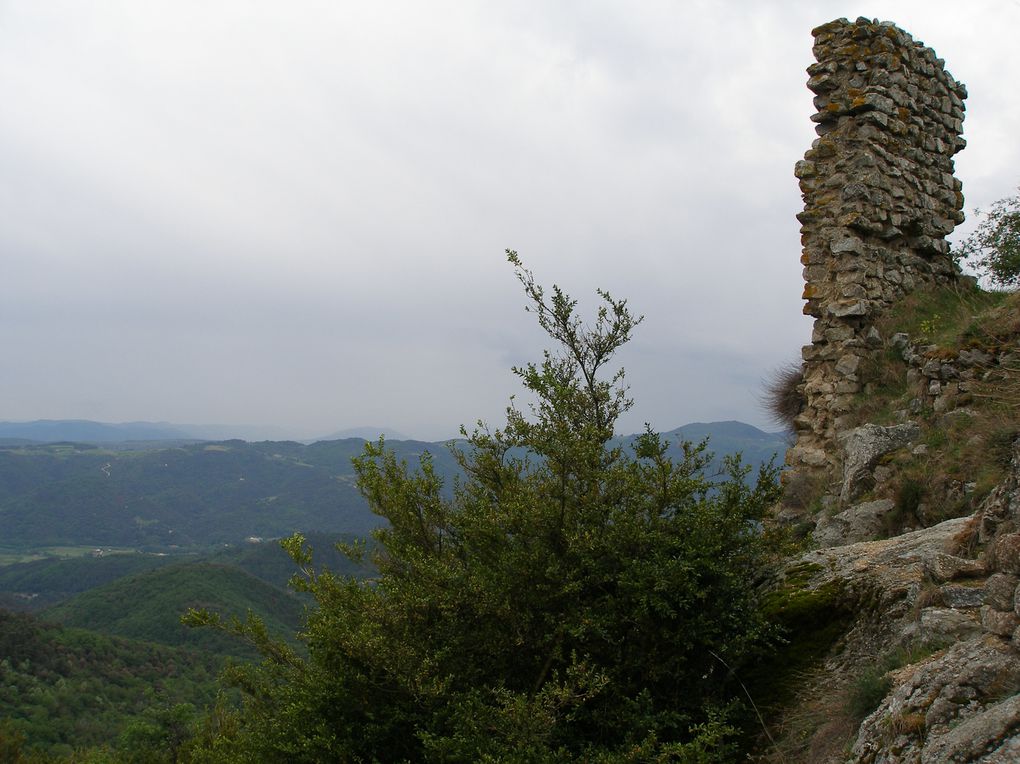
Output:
[815, 498, 896, 547]
[839, 422, 920, 503]
[760, 19, 1020, 762]
[850, 637, 1020, 763]
[786, 17, 966, 484]
[769, 442, 1020, 761]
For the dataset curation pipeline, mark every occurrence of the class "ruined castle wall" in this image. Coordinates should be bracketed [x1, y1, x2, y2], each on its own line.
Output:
[786, 18, 967, 478]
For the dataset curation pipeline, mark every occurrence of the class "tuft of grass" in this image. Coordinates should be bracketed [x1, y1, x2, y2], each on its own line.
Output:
[848, 348, 911, 427]
[988, 428, 1020, 468]
[846, 641, 948, 723]
[879, 477, 925, 538]
[762, 363, 806, 431]
[781, 470, 828, 512]
[876, 282, 1006, 348]
[958, 288, 1020, 348]
[886, 711, 926, 737]
[847, 669, 892, 721]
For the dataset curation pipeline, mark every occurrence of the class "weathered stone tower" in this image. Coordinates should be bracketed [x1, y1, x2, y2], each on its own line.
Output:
[786, 18, 967, 485]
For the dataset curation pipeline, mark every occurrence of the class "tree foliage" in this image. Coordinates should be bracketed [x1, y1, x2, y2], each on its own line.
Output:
[957, 188, 1020, 288]
[188, 253, 780, 761]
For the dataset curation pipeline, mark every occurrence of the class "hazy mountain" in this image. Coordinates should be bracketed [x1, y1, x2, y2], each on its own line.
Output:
[313, 426, 412, 442]
[0, 419, 428, 444]
[0, 419, 194, 442]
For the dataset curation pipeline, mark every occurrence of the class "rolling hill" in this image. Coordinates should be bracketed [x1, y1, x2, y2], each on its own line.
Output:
[43, 562, 305, 656]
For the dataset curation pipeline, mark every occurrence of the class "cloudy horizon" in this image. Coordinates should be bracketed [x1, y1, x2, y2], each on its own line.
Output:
[2, 1, 1018, 442]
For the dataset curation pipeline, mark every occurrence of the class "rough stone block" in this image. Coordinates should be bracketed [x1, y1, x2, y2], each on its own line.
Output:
[794, 160, 817, 178]
[830, 236, 865, 255]
[981, 605, 1020, 637]
[995, 534, 1020, 575]
[939, 584, 985, 609]
[984, 574, 1019, 611]
[926, 553, 986, 583]
[839, 422, 920, 503]
[835, 354, 862, 375]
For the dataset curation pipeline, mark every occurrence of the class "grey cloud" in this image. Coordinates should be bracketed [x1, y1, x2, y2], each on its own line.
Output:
[1, 1, 1017, 440]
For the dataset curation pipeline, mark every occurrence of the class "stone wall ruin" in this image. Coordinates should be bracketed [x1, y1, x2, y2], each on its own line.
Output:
[785, 18, 967, 484]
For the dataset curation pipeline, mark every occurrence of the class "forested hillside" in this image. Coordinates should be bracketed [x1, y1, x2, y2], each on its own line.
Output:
[0, 427, 784, 550]
[43, 563, 305, 656]
[0, 609, 223, 757]
[0, 438, 455, 547]
[0, 532, 371, 613]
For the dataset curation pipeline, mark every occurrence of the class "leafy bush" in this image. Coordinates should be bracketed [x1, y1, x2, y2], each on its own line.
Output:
[186, 254, 781, 761]
[956, 188, 1020, 288]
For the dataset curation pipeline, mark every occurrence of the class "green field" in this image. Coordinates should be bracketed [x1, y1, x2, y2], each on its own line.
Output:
[0, 545, 142, 566]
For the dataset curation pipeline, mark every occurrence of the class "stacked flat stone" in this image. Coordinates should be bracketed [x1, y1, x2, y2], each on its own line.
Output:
[787, 17, 966, 477]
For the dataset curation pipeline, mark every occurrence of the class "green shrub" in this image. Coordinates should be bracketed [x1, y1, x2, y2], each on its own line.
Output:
[956, 188, 1020, 288]
[185, 254, 782, 762]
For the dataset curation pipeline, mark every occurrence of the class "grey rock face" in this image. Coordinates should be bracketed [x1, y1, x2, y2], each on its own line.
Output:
[926, 552, 987, 583]
[981, 606, 1020, 637]
[984, 573, 1019, 612]
[939, 584, 985, 609]
[918, 607, 982, 641]
[836, 441, 1020, 762]
[814, 498, 896, 547]
[849, 637, 1020, 763]
[839, 422, 920, 504]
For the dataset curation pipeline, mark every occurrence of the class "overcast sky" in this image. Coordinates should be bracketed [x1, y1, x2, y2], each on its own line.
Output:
[1, 1, 1018, 441]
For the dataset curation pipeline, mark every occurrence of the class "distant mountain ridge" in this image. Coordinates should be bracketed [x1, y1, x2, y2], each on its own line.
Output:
[0, 419, 417, 444]
[0, 419, 194, 442]
[0, 418, 784, 446]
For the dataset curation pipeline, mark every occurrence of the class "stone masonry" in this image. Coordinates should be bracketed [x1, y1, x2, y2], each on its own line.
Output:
[786, 18, 967, 482]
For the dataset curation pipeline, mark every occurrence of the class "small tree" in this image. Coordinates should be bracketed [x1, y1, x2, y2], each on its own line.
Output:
[187, 253, 779, 761]
[956, 188, 1020, 288]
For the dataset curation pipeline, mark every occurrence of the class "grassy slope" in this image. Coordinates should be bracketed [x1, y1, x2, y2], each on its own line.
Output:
[846, 285, 1020, 529]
